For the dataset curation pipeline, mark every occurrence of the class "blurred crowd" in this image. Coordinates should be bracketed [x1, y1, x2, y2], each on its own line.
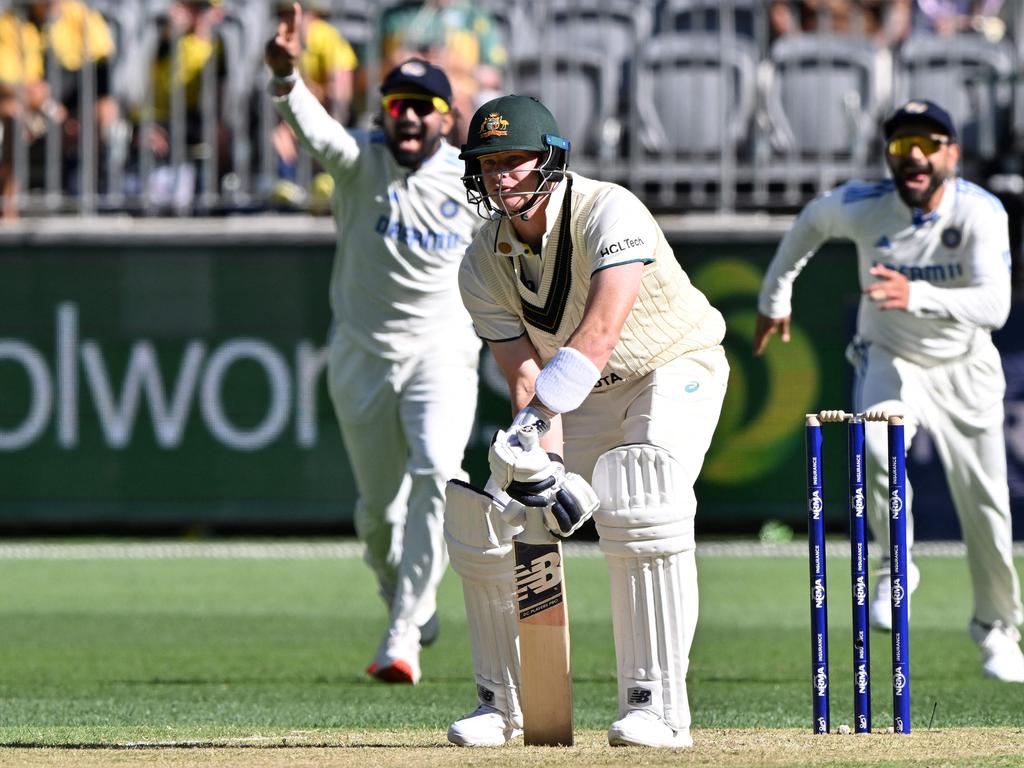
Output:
[0, 0, 508, 218]
[0, 0, 1022, 218]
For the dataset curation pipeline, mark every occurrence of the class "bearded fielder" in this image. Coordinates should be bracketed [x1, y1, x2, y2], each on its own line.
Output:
[755, 100, 1024, 682]
[443, 95, 729, 747]
[266, 5, 485, 684]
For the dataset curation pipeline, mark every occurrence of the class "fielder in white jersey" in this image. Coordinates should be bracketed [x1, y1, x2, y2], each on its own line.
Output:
[443, 94, 729, 748]
[267, 5, 483, 685]
[755, 99, 1024, 683]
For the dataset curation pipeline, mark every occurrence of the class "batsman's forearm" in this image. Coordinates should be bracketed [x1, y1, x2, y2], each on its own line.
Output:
[536, 413, 563, 456]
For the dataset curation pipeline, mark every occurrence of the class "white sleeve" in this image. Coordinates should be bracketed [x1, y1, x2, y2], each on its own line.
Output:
[757, 189, 842, 318]
[906, 209, 1012, 331]
[585, 186, 659, 272]
[458, 245, 525, 342]
[272, 78, 360, 178]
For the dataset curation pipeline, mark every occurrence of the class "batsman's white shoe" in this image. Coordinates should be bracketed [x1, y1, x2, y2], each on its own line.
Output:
[869, 561, 920, 631]
[366, 621, 421, 685]
[447, 705, 522, 747]
[970, 620, 1024, 683]
[607, 711, 693, 748]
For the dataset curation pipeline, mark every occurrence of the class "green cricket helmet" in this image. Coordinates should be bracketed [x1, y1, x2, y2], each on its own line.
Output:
[459, 94, 570, 219]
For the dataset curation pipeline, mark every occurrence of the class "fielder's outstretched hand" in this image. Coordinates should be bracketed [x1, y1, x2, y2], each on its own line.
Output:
[265, 2, 302, 77]
[753, 312, 790, 356]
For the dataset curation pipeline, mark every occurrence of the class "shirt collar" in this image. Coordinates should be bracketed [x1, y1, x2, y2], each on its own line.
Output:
[907, 178, 954, 226]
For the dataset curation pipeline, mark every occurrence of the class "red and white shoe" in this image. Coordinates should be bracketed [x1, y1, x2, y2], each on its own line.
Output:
[365, 658, 420, 684]
[366, 621, 422, 685]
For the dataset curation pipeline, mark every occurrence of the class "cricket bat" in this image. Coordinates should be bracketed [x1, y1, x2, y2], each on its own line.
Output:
[512, 424, 574, 746]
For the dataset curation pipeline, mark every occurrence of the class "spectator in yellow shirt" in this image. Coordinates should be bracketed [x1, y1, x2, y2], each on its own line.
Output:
[141, 0, 228, 212]
[0, 7, 62, 218]
[379, 0, 507, 144]
[28, 0, 120, 194]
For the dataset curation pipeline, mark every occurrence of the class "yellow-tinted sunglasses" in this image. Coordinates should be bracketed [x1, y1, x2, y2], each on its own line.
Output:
[382, 92, 450, 118]
[886, 134, 950, 158]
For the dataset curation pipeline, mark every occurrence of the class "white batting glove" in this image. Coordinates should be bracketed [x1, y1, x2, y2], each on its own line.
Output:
[506, 457, 599, 539]
[487, 427, 555, 491]
[498, 496, 528, 528]
[543, 471, 599, 538]
[482, 476, 528, 529]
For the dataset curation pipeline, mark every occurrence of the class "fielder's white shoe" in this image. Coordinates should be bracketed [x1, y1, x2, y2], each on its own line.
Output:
[447, 705, 522, 747]
[970, 619, 1024, 683]
[870, 560, 920, 631]
[366, 620, 421, 685]
[607, 710, 693, 748]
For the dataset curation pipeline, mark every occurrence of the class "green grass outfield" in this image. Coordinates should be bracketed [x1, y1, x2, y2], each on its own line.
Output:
[0, 541, 1022, 767]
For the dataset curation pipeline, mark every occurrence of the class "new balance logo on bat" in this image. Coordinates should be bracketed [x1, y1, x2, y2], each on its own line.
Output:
[516, 551, 562, 598]
[514, 543, 564, 620]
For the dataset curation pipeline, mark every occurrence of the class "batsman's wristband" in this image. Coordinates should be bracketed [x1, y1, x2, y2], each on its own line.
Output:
[534, 347, 600, 414]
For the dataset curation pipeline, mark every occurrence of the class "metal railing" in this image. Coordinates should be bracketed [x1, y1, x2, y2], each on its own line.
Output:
[1, 0, 1020, 219]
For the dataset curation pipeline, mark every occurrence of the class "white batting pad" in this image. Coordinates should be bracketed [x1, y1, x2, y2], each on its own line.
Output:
[591, 445, 697, 732]
[443, 481, 523, 726]
[592, 444, 695, 557]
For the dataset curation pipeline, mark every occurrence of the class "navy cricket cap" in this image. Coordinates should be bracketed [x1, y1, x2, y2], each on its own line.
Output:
[883, 100, 957, 141]
[380, 58, 452, 105]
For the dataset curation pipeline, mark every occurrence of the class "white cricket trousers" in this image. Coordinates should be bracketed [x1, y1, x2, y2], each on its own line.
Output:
[328, 326, 480, 629]
[562, 348, 729, 485]
[854, 336, 1023, 627]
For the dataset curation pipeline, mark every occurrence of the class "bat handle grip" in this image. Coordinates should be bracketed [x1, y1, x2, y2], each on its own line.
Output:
[520, 506, 552, 542]
[517, 423, 542, 451]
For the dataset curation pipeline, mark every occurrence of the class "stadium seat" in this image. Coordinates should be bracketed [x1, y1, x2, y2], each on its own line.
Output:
[636, 32, 757, 157]
[505, 0, 653, 176]
[653, 0, 760, 42]
[758, 32, 892, 196]
[630, 32, 757, 209]
[509, 50, 618, 172]
[894, 33, 1016, 166]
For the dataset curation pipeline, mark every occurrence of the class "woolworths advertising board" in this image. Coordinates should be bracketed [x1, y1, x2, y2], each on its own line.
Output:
[2, 236, 1022, 535]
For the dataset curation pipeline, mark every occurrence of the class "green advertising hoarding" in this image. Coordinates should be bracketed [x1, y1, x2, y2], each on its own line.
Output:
[0, 234, 860, 532]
